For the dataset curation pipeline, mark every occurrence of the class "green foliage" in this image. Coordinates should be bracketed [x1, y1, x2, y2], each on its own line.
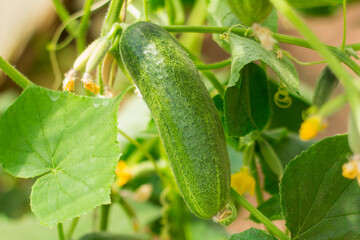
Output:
[207, 0, 278, 52]
[0, 86, 124, 227]
[281, 135, 360, 239]
[230, 228, 277, 239]
[224, 63, 270, 137]
[313, 66, 339, 107]
[1, 0, 360, 239]
[229, 34, 299, 94]
[268, 81, 310, 132]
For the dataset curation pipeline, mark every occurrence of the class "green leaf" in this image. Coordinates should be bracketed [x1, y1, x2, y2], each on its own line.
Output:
[0, 85, 125, 227]
[250, 194, 283, 223]
[313, 66, 339, 108]
[230, 228, 276, 239]
[281, 134, 360, 239]
[229, 34, 299, 94]
[288, 0, 342, 8]
[207, 0, 277, 53]
[224, 63, 271, 137]
[268, 81, 310, 132]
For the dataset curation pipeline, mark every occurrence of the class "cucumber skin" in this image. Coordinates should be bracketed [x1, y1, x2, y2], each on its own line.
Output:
[120, 21, 230, 219]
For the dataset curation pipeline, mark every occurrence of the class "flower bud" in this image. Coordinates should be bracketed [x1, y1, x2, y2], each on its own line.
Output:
[73, 39, 102, 71]
[85, 38, 111, 73]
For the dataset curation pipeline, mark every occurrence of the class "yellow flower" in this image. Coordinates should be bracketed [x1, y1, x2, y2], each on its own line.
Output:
[231, 166, 255, 195]
[299, 115, 327, 141]
[81, 73, 100, 94]
[115, 160, 132, 187]
[342, 155, 360, 184]
[62, 69, 78, 92]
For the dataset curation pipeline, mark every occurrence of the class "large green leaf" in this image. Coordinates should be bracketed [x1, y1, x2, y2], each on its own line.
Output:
[229, 34, 299, 94]
[224, 63, 270, 137]
[207, 0, 277, 53]
[0, 85, 124, 227]
[288, 0, 342, 8]
[281, 135, 360, 239]
[230, 228, 276, 239]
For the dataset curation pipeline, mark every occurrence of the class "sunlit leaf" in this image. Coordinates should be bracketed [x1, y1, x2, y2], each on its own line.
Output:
[0, 85, 125, 227]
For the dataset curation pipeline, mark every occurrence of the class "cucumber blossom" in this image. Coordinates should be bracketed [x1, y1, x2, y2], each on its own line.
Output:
[119, 21, 231, 219]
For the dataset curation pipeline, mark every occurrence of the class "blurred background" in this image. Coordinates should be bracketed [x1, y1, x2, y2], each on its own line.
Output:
[1, 0, 360, 239]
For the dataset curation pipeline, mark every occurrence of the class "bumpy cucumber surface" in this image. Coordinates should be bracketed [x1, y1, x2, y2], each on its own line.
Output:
[120, 21, 231, 219]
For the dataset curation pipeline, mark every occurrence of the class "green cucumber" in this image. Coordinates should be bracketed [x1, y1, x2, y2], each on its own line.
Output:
[119, 21, 231, 219]
[226, 0, 273, 26]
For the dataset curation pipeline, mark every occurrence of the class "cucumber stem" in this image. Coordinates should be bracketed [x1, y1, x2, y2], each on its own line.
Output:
[76, 0, 94, 53]
[231, 189, 290, 240]
[195, 59, 232, 70]
[0, 57, 33, 89]
[342, 0, 347, 51]
[65, 217, 80, 240]
[57, 223, 65, 240]
[250, 158, 264, 205]
[100, 204, 110, 231]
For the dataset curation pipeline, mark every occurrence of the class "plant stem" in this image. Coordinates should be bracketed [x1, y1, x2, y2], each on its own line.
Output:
[0, 57, 33, 89]
[102, 0, 124, 36]
[117, 129, 167, 182]
[342, 0, 347, 51]
[57, 223, 65, 240]
[77, 0, 94, 53]
[163, 25, 312, 48]
[163, 25, 360, 76]
[250, 158, 264, 205]
[164, 0, 175, 25]
[231, 189, 289, 240]
[66, 217, 80, 240]
[100, 204, 110, 231]
[117, 195, 139, 231]
[270, 0, 360, 134]
[195, 59, 231, 70]
[201, 71, 225, 97]
[51, 0, 78, 36]
[143, 0, 149, 21]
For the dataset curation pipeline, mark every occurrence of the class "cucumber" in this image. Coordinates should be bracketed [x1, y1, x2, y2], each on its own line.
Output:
[119, 21, 231, 219]
[226, 0, 273, 26]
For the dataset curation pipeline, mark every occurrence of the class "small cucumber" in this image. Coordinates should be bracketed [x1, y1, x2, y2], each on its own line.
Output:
[119, 21, 231, 219]
[226, 0, 273, 26]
